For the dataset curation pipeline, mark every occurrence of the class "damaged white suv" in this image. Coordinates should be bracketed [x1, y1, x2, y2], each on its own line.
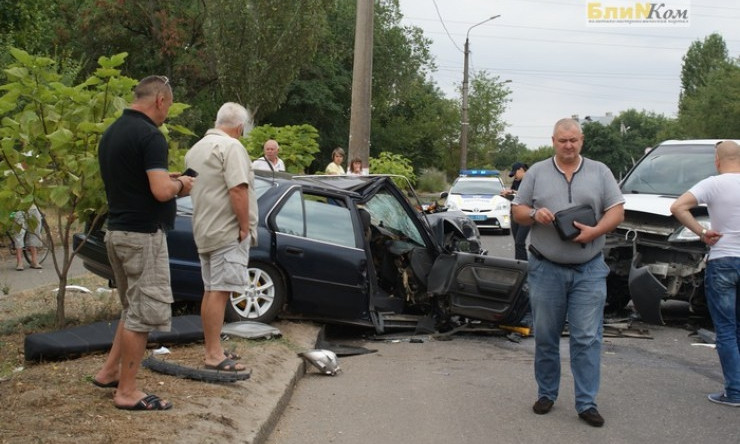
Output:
[604, 139, 737, 324]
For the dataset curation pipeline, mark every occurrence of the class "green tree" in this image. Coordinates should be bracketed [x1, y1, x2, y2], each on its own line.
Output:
[0, 49, 191, 327]
[495, 134, 529, 172]
[678, 33, 730, 113]
[243, 124, 321, 174]
[0, 0, 57, 57]
[581, 122, 625, 176]
[464, 71, 512, 170]
[611, 109, 674, 174]
[677, 61, 740, 138]
[203, 0, 331, 120]
[369, 152, 416, 184]
[263, 0, 453, 172]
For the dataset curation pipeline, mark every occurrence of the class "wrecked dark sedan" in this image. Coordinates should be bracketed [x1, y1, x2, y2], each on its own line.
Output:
[74, 172, 528, 333]
[603, 139, 738, 324]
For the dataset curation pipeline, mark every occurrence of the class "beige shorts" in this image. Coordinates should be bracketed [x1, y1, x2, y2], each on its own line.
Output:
[12, 207, 43, 247]
[105, 230, 173, 333]
[199, 237, 251, 293]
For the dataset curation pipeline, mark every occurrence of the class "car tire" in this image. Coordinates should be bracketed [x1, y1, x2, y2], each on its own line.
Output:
[225, 262, 286, 324]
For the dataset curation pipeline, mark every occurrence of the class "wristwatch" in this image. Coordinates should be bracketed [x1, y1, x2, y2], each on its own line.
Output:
[529, 208, 538, 220]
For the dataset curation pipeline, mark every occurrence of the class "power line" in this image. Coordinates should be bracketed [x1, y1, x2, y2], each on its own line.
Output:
[431, 0, 463, 53]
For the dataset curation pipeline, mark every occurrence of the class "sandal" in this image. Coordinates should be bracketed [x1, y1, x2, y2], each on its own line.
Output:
[115, 393, 173, 411]
[205, 358, 247, 372]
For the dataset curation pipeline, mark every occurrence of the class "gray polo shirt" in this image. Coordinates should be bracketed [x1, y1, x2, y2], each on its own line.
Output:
[512, 156, 624, 264]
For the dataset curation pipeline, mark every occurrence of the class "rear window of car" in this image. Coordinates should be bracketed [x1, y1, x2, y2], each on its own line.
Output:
[176, 176, 272, 214]
[620, 143, 717, 196]
[450, 178, 504, 195]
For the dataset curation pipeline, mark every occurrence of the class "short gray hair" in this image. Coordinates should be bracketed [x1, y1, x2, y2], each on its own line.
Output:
[215, 102, 251, 131]
[553, 118, 582, 135]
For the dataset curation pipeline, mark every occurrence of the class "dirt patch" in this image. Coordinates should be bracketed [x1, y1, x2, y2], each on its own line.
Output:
[0, 278, 321, 444]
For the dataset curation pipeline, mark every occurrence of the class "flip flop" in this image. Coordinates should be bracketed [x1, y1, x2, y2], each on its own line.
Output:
[92, 378, 119, 388]
[30, 264, 42, 269]
[115, 394, 173, 411]
[16, 266, 24, 271]
[205, 358, 247, 372]
[224, 350, 241, 360]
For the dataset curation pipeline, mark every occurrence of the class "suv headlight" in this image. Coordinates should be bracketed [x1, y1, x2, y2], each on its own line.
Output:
[671, 219, 711, 242]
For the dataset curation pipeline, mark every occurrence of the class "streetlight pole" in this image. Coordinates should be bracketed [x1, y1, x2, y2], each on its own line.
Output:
[460, 15, 500, 171]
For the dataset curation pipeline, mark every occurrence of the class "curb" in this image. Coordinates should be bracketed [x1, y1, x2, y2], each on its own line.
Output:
[250, 325, 322, 444]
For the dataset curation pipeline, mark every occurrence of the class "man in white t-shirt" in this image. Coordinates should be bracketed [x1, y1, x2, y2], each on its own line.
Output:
[252, 139, 285, 172]
[671, 140, 740, 408]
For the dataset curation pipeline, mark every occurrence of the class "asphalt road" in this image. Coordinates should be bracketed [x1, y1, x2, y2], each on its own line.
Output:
[266, 232, 737, 444]
[0, 249, 88, 295]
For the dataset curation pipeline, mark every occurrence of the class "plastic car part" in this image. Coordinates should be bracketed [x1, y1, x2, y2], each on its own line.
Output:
[298, 349, 341, 376]
[628, 253, 666, 325]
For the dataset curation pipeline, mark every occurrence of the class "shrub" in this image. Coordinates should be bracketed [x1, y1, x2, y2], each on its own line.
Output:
[415, 168, 448, 193]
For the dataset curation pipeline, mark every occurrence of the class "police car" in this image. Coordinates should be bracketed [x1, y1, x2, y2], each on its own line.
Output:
[441, 170, 511, 234]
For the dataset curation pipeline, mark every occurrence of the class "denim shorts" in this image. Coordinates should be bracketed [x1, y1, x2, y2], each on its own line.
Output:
[199, 236, 251, 293]
[105, 230, 173, 333]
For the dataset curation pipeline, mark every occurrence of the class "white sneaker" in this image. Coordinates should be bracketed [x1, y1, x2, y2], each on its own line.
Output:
[707, 392, 740, 407]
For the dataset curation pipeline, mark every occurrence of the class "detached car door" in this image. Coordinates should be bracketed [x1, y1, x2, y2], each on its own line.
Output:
[428, 252, 528, 323]
[271, 189, 369, 320]
[427, 252, 528, 323]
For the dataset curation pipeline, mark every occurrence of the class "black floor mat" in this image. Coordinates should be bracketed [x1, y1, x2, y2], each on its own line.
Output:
[24, 315, 204, 363]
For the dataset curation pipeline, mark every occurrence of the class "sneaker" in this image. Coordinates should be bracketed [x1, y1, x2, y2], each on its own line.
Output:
[578, 408, 605, 427]
[532, 397, 554, 415]
[707, 392, 740, 407]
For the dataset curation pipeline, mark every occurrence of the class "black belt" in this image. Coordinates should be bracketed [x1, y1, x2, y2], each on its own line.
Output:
[528, 244, 597, 268]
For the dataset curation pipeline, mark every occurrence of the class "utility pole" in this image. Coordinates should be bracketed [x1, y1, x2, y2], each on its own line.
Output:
[348, 0, 373, 174]
[460, 15, 499, 171]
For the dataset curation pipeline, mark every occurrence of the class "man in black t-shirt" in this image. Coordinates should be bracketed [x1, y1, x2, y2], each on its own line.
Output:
[92, 76, 194, 411]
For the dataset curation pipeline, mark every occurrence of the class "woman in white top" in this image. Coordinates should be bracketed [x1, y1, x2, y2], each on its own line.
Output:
[325, 147, 345, 175]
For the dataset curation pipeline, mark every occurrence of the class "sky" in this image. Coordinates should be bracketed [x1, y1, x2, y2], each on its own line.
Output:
[398, 0, 740, 149]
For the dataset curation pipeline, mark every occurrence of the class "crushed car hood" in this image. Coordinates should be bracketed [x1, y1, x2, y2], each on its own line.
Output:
[622, 193, 676, 216]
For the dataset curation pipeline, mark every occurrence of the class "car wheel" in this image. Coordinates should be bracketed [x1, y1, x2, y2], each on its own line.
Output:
[225, 262, 286, 323]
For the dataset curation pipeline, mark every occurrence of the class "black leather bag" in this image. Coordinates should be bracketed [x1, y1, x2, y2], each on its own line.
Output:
[553, 204, 596, 240]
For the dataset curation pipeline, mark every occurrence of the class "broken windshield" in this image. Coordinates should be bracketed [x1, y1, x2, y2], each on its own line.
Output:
[364, 189, 425, 247]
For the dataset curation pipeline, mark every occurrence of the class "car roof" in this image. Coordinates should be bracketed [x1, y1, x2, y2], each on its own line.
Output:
[657, 139, 740, 146]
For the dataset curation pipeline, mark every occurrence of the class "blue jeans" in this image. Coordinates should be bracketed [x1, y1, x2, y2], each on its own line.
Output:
[527, 252, 608, 413]
[705, 257, 740, 401]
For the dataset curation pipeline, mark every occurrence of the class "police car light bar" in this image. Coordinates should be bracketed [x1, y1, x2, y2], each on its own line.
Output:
[459, 169, 500, 177]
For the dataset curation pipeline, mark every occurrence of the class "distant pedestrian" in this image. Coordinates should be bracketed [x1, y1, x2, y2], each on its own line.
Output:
[94, 75, 194, 411]
[186, 102, 256, 372]
[512, 117, 624, 427]
[670, 140, 740, 408]
[253, 139, 285, 172]
[325, 147, 345, 175]
[11, 204, 43, 270]
[501, 161, 529, 261]
[348, 157, 364, 176]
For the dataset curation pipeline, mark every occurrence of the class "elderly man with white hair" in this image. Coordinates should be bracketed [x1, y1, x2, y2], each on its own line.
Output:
[253, 139, 285, 172]
[185, 102, 257, 373]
